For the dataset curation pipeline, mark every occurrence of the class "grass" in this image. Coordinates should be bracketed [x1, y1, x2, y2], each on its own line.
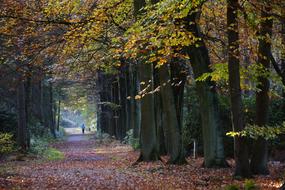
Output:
[43, 148, 64, 161]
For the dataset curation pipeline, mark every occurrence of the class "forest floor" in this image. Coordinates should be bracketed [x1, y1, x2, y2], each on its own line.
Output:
[0, 133, 284, 190]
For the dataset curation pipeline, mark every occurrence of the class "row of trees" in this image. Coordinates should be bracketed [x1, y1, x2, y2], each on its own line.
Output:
[0, 0, 285, 179]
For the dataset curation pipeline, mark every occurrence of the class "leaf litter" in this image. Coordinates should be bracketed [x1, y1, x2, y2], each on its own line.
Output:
[0, 137, 284, 190]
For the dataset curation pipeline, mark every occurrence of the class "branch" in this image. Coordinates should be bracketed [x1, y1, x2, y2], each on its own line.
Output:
[0, 14, 82, 25]
[107, 13, 127, 32]
[269, 52, 285, 85]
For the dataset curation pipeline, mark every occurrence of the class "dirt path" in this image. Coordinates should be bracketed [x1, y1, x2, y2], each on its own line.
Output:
[0, 134, 284, 190]
[65, 134, 92, 142]
[0, 134, 154, 190]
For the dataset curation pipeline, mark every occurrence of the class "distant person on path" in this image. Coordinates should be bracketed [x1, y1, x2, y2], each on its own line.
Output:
[81, 123, 86, 134]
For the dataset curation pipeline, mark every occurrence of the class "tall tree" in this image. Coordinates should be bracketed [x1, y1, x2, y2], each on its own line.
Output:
[250, 3, 273, 175]
[184, 9, 226, 167]
[282, 8, 285, 99]
[134, 0, 159, 161]
[17, 80, 29, 152]
[158, 63, 186, 164]
[227, 0, 251, 177]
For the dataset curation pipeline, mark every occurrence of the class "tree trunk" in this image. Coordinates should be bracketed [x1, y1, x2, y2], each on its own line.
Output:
[170, 61, 187, 129]
[159, 63, 186, 164]
[119, 69, 127, 140]
[17, 80, 28, 152]
[112, 78, 120, 139]
[24, 77, 31, 149]
[184, 12, 226, 168]
[134, 64, 141, 139]
[125, 64, 131, 133]
[49, 83, 56, 138]
[39, 80, 44, 124]
[137, 61, 159, 161]
[57, 99, 61, 131]
[134, 0, 159, 162]
[129, 63, 141, 139]
[250, 4, 273, 175]
[153, 64, 166, 156]
[31, 78, 42, 122]
[227, 0, 251, 177]
[281, 8, 285, 101]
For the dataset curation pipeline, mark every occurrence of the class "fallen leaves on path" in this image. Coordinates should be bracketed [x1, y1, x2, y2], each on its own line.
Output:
[0, 136, 284, 190]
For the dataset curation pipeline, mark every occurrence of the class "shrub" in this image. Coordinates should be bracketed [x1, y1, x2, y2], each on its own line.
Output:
[225, 184, 239, 190]
[29, 136, 64, 160]
[244, 179, 258, 190]
[0, 133, 14, 155]
[29, 137, 49, 155]
[29, 122, 50, 138]
[123, 129, 140, 150]
[29, 129, 56, 155]
[0, 112, 17, 136]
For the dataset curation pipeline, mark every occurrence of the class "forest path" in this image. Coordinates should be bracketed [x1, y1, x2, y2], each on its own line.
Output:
[0, 134, 283, 189]
[0, 133, 158, 190]
[65, 133, 93, 142]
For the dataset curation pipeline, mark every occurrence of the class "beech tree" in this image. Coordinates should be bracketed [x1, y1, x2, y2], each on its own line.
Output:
[227, 0, 250, 177]
[134, 0, 159, 162]
[250, 3, 273, 175]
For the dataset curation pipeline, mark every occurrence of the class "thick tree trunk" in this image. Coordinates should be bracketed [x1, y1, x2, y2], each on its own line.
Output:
[281, 8, 285, 101]
[170, 62, 187, 129]
[184, 12, 226, 168]
[17, 80, 28, 152]
[134, 0, 159, 162]
[250, 5, 273, 175]
[153, 64, 166, 156]
[159, 63, 186, 164]
[137, 62, 159, 161]
[227, 0, 251, 177]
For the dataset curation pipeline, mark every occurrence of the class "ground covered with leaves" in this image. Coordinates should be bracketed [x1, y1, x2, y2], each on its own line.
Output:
[0, 134, 284, 190]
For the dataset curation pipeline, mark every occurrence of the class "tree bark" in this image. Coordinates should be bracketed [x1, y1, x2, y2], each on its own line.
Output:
[57, 99, 60, 131]
[184, 11, 227, 167]
[17, 80, 28, 152]
[170, 61, 187, 129]
[129, 63, 141, 139]
[153, 63, 166, 156]
[31, 78, 43, 122]
[119, 68, 127, 140]
[24, 76, 31, 148]
[250, 4, 273, 175]
[137, 61, 159, 161]
[49, 83, 56, 138]
[227, 0, 251, 177]
[158, 63, 186, 164]
[112, 78, 120, 139]
[134, 0, 159, 162]
[281, 8, 285, 101]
